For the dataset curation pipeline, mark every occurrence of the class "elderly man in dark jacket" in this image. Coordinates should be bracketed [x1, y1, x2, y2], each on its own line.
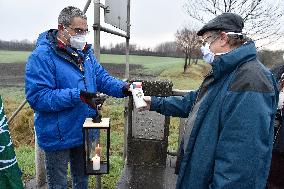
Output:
[142, 13, 278, 189]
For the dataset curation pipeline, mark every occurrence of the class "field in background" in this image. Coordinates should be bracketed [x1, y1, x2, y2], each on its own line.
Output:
[0, 50, 30, 63]
[0, 50, 210, 188]
[0, 50, 185, 77]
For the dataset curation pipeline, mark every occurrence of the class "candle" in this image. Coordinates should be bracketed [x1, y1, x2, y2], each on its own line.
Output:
[92, 154, 100, 170]
[95, 144, 101, 157]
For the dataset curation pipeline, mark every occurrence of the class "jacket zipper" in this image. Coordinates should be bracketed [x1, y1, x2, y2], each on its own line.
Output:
[55, 55, 88, 141]
[79, 63, 87, 91]
[80, 60, 92, 117]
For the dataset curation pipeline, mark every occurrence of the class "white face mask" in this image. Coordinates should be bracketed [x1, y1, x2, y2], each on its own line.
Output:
[200, 43, 215, 64]
[70, 34, 87, 50]
[64, 28, 87, 50]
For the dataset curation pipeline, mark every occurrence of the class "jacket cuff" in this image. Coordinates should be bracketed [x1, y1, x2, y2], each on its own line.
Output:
[71, 89, 81, 104]
[150, 96, 159, 111]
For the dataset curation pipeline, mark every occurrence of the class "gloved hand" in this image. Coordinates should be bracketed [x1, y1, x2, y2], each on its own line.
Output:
[80, 90, 99, 109]
[122, 83, 132, 96]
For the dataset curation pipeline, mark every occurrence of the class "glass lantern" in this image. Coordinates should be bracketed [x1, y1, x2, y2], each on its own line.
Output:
[83, 117, 110, 175]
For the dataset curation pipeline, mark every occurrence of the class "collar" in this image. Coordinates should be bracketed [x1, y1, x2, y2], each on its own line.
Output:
[211, 41, 257, 80]
[47, 29, 91, 67]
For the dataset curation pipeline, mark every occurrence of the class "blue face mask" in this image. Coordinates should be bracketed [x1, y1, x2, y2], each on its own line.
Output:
[200, 43, 215, 64]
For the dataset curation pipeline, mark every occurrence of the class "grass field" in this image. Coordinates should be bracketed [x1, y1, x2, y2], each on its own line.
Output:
[0, 50, 210, 188]
[0, 50, 31, 63]
[0, 50, 184, 76]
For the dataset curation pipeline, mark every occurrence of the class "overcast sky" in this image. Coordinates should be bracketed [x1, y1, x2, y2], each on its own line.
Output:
[0, 0, 194, 49]
[1, 0, 283, 50]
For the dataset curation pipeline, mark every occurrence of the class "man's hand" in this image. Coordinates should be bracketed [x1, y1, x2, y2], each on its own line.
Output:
[138, 96, 151, 111]
[122, 83, 132, 96]
[80, 90, 99, 109]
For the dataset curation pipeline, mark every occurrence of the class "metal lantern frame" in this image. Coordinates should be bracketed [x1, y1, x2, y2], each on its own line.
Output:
[83, 117, 110, 175]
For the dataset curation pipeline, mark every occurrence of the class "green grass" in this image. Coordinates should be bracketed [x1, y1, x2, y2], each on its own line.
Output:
[101, 54, 184, 75]
[0, 50, 31, 63]
[159, 61, 210, 90]
[100, 54, 183, 65]
[15, 145, 124, 189]
[0, 87, 25, 103]
[15, 146, 35, 181]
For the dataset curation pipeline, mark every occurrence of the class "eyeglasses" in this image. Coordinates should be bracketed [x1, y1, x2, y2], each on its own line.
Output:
[200, 35, 219, 45]
[68, 26, 89, 35]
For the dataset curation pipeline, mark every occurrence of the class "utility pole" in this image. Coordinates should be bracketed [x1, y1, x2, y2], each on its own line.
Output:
[93, 1, 102, 188]
[125, 0, 130, 79]
[123, 0, 131, 161]
[93, 0, 101, 60]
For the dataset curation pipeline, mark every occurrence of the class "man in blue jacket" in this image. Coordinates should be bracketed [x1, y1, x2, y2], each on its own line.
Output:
[142, 13, 278, 189]
[25, 6, 130, 189]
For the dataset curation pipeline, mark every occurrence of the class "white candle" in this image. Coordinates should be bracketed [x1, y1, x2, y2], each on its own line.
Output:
[92, 154, 100, 170]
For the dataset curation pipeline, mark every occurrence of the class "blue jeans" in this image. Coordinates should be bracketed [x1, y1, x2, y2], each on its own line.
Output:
[44, 145, 88, 189]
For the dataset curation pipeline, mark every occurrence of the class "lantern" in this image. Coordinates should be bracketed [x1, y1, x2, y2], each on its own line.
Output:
[83, 117, 110, 175]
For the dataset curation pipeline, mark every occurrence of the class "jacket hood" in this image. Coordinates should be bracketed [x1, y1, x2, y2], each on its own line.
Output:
[35, 29, 93, 67]
[212, 41, 257, 80]
[36, 30, 55, 47]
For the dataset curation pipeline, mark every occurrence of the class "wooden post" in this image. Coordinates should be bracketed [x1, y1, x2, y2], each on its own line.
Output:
[35, 133, 47, 188]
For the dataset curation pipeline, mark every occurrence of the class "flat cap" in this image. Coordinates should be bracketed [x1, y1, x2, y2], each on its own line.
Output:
[197, 13, 244, 36]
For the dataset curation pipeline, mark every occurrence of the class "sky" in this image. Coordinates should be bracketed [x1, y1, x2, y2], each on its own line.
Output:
[0, 0, 193, 49]
[1, 0, 283, 50]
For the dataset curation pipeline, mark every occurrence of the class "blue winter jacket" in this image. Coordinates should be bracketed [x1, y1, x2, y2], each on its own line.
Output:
[151, 42, 278, 189]
[25, 30, 126, 151]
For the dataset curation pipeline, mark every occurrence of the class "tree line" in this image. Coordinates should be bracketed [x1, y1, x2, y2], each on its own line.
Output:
[0, 38, 199, 60]
[0, 39, 35, 51]
[101, 42, 185, 58]
[0, 38, 186, 57]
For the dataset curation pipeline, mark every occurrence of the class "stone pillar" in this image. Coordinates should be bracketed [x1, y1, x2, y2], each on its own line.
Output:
[126, 80, 173, 166]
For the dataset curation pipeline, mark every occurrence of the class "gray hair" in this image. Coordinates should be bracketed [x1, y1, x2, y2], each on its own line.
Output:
[58, 6, 87, 26]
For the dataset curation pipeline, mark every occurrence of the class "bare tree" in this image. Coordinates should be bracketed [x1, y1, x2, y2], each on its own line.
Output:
[184, 0, 284, 47]
[175, 28, 201, 73]
[154, 41, 183, 57]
